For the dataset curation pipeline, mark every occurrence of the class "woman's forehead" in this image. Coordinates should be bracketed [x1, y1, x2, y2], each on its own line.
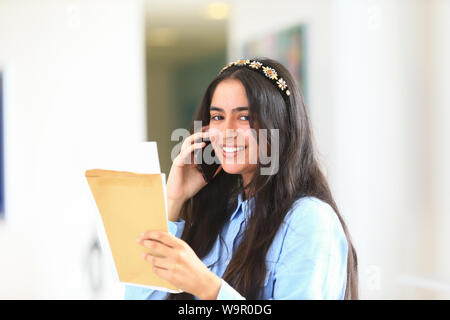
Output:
[211, 79, 248, 109]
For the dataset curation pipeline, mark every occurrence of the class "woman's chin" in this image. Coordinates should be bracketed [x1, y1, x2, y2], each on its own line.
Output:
[220, 163, 247, 175]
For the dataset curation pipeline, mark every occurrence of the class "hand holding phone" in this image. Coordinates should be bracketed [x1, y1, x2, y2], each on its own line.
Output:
[166, 128, 215, 211]
[194, 136, 222, 184]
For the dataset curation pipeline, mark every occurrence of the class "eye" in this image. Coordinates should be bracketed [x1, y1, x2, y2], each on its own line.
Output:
[240, 115, 249, 121]
[210, 115, 223, 121]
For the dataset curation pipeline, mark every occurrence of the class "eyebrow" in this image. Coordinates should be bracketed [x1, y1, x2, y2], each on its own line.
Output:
[210, 106, 249, 113]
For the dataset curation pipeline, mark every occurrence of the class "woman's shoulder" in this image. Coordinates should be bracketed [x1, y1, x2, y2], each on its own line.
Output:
[282, 196, 345, 238]
[267, 195, 348, 267]
[269, 196, 348, 263]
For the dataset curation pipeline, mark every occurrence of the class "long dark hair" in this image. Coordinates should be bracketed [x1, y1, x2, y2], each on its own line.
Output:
[168, 57, 358, 300]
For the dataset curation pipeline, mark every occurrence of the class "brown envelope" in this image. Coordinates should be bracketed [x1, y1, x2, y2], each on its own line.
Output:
[85, 168, 181, 293]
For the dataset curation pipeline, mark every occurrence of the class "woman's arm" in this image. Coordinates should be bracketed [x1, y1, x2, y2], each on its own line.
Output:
[167, 198, 184, 222]
[271, 198, 348, 299]
[215, 280, 246, 300]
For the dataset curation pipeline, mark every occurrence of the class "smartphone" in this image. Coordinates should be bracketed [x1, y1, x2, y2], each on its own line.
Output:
[194, 137, 221, 183]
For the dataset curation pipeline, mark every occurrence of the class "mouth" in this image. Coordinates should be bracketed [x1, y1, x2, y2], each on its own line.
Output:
[220, 145, 247, 158]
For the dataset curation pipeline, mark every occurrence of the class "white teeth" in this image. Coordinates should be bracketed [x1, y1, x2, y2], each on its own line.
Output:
[223, 146, 245, 153]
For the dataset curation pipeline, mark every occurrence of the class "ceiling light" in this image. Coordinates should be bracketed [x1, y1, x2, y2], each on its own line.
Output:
[204, 2, 229, 20]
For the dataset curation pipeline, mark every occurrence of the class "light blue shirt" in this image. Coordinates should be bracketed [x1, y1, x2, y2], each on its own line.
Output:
[124, 193, 348, 300]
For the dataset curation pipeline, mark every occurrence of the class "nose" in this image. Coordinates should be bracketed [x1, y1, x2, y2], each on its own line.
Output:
[215, 117, 236, 143]
[223, 128, 238, 145]
[223, 115, 238, 130]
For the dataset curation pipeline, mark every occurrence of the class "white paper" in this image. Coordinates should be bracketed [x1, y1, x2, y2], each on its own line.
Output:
[83, 141, 161, 174]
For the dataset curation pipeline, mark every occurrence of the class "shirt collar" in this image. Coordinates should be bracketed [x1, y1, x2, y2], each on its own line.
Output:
[230, 192, 254, 221]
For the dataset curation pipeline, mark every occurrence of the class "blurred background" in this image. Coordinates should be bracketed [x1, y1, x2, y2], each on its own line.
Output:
[0, 0, 449, 299]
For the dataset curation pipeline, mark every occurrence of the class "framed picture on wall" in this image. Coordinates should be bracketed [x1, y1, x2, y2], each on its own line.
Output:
[243, 24, 308, 104]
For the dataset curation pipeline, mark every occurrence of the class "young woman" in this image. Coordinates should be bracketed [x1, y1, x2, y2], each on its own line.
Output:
[126, 57, 358, 300]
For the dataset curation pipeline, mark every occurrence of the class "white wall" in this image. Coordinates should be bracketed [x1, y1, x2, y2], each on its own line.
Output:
[331, 0, 433, 299]
[228, 0, 450, 299]
[431, 0, 450, 289]
[0, 0, 145, 299]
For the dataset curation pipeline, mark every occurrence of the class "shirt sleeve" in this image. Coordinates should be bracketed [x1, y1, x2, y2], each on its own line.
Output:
[167, 217, 186, 238]
[123, 218, 186, 300]
[271, 198, 348, 300]
[216, 279, 246, 300]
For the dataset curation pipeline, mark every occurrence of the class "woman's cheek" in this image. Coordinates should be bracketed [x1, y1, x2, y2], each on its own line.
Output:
[208, 128, 221, 158]
[243, 130, 259, 165]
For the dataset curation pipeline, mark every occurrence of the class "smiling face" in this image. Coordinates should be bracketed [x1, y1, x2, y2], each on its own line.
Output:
[208, 78, 259, 179]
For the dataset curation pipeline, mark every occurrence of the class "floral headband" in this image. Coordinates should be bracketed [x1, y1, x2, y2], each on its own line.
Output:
[219, 59, 291, 97]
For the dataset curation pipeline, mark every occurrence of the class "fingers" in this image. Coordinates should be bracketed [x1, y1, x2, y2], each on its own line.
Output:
[184, 130, 210, 147]
[174, 130, 211, 166]
[151, 266, 172, 280]
[139, 231, 184, 249]
[142, 253, 171, 270]
[137, 239, 168, 257]
[138, 232, 184, 270]
[178, 142, 205, 165]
